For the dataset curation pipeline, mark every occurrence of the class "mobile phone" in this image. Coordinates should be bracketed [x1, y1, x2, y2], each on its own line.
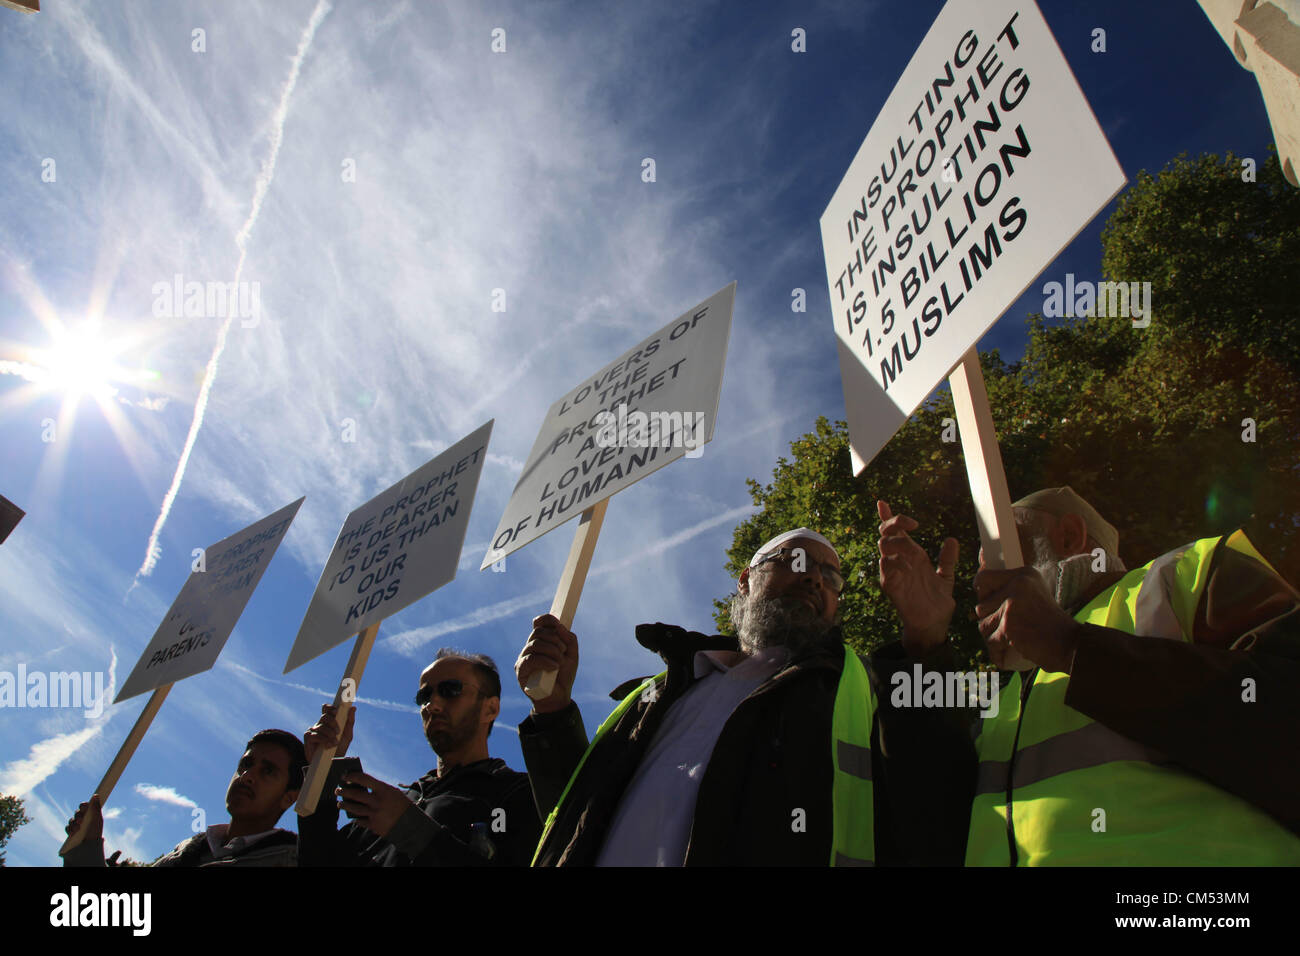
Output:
[328, 756, 365, 817]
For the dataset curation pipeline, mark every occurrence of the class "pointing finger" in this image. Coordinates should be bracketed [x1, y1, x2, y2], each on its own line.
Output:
[937, 537, 960, 582]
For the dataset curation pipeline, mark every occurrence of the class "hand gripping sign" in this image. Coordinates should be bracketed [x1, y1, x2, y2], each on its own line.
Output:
[284, 421, 493, 814]
[60, 497, 304, 855]
[481, 284, 735, 698]
[820, 0, 1124, 584]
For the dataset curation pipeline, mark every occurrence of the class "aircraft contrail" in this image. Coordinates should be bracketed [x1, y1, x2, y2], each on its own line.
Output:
[133, 1, 332, 584]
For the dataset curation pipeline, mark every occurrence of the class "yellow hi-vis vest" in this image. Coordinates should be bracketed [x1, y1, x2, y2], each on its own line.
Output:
[533, 645, 876, 866]
[967, 531, 1300, 865]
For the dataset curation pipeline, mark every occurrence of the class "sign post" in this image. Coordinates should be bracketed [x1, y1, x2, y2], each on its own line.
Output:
[523, 498, 608, 700]
[948, 349, 1022, 569]
[292, 622, 379, 816]
[820, 0, 1125, 566]
[285, 421, 493, 815]
[480, 285, 735, 697]
[60, 497, 304, 855]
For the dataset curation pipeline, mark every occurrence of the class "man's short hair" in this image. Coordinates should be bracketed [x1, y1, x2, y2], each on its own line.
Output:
[246, 729, 307, 791]
[434, 648, 501, 736]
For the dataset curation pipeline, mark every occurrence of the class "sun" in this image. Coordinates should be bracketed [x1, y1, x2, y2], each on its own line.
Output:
[1, 314, 173, 507]
[37, 323, 122, 400]
[3, 319, 159, 405]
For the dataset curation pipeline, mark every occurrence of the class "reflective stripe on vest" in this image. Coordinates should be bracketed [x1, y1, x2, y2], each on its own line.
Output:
[531, 673, 662, 866]
[831, 647, 876, 866]
[531, 646, 877, 866]
[967, 532, 1300, 866]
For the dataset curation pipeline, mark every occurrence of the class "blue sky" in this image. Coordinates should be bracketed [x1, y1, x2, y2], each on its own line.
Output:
[0, 0, 1277, 866]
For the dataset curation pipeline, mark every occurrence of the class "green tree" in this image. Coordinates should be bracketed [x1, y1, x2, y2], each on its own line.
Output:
[0, 794, 32, 866]
[716, 151, 1300, 667]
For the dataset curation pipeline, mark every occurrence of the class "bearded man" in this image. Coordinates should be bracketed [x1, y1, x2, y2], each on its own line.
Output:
[878, 488, 1300, 866]
[297, 649, 540, 866]
[515, 528, 975, 866]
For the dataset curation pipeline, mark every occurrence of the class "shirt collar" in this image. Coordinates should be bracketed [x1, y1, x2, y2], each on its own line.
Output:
[693, 645, 789, 679]
[205, 822, 278, 857]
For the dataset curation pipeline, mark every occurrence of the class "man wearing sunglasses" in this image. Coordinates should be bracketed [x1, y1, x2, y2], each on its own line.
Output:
[297, 649, 539, 866]
[516, 527, 974, 866]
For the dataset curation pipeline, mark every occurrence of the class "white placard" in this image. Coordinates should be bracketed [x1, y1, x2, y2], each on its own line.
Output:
[481, 283, 735, 568]
[284, 421, 493, 673]
[820, 0, 1125, 473]
[116, 497, 304, 702]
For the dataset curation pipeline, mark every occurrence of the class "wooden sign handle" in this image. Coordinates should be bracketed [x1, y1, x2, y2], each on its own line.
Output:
[949, 349, 1034, 671]
[948, 349, 1024, 571]
[295, 622, 380, 816]
[59, 683, 172, 856]
[524, 498, 609, 700]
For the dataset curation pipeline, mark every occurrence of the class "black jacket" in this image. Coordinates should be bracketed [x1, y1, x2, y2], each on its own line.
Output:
[297, 757, 540, 866]
[519, 622, 975, 866]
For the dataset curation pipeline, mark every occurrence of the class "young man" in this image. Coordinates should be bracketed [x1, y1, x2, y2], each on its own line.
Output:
[63, 728, 307, 867]
[297, 649, 539, 866]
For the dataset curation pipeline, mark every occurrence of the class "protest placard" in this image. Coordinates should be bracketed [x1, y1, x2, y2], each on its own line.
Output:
[117, 498, 304, 701]
[482, 283, 734, 569]
[820, 0, 1125, 475]
[61, 497, 304, 854]
[284, 421, 493, 673]
[284, 421, 492, 813]
[821, 0, 1125, 571]
[482, 284, 735, 698]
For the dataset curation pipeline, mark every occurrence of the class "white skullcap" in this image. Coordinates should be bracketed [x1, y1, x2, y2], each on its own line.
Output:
[1012, 486, 1119, 557]
[749, 528, 839, 567]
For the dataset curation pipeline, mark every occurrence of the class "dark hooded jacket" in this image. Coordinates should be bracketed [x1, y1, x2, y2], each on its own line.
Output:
[519, 621, 976, 866]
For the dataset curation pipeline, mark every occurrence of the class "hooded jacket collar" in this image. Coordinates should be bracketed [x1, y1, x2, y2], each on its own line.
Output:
[633, 621, 847, 677]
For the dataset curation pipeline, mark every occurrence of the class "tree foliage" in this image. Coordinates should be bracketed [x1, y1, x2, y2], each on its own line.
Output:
[0, 794, 32, 866]
[716, 152, 1300, 667]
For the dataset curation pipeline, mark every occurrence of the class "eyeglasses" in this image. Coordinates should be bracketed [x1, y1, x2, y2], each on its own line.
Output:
[415, 679, 479, 707]
[753, 547, 845, 595]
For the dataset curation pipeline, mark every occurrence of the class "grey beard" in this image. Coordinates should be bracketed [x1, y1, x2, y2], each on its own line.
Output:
[730, 592, 835, 657]
[1027, 536, 1125, 610]
[1027, 533, 1064, 597]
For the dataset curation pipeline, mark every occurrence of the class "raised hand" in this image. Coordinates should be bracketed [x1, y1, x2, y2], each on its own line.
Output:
[877, 500, 959, 654]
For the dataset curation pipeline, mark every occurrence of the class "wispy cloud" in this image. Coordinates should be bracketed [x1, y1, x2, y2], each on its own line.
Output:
[384, 585, 555, 656]
[118, 394, 170, 412]
[384, 503, 757, 654]
[0, 724, 105, 798]
[589, 505, 759, 575]
[133, 783, 198, 809]
[221, 660, 416, 714]
[0, 648, 118, 797]
[0, 360, 47, 383]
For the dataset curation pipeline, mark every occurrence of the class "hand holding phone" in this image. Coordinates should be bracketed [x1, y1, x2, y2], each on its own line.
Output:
[329, 756, 365, 818]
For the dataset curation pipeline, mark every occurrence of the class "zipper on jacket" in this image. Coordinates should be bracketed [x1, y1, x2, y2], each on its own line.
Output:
[1004, 669, 1036, 866]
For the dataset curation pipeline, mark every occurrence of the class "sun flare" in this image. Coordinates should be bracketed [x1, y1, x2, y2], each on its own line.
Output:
[39, 324, 120, 400]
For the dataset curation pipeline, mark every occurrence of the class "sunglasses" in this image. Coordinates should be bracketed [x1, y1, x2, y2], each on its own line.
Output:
[415, 679, 479, 707]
